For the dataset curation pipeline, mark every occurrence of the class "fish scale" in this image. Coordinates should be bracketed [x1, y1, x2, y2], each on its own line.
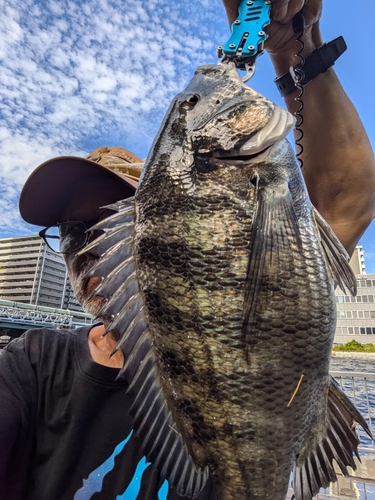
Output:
[138, 145, 333, 498]
[81, 64, 371, 500]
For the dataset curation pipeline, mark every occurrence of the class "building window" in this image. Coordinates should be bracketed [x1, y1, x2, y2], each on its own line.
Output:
[346, 311, 352, 318]
[367, 280, 372, 287]
[339, 311, 346, 318]
[364, 311, 370, 319]
[363, 296, 368, 303]
[358, 311, 364, 318]
[366, 327, 372, 335]
[355, 327, 359, 335]
[342, 327, 348, 334]
[338, 296, 345, 303]
[360, 280, 366, 288]
[353, 311, 358, 318]
[357, 296, 362, 302]
[351, 297, 356, 303]
[369, 295, 374, 303]
[336, 327, 342, 334]
[360, 328, 366, 334]
[345, 296, 350, 303]
[348, 327, 354, 334]
[371, 311, 375, 319]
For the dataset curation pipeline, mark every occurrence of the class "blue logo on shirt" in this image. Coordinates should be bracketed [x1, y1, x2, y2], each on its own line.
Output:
[74, 431, 168, 500]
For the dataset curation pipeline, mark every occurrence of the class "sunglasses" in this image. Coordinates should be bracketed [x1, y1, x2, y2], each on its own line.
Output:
[39, 211, 112, 254]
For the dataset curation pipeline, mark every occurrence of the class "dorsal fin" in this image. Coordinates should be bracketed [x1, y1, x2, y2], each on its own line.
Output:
[79, 198, 209, 498]
[313, 208, 356, 296]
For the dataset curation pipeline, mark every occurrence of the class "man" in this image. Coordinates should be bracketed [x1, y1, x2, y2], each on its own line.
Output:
[1, 0, 375, 498]
[3, 147, 217, 500]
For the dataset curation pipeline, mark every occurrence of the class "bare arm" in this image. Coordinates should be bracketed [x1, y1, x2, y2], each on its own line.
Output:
[222, 0, 375, 255]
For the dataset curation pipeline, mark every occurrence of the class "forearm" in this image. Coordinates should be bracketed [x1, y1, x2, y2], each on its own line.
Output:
[221, 0, 375, 254]
[270, 35, 375, 255]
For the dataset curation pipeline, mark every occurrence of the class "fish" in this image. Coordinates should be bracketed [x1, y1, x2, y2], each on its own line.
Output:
[80, 63, 371, 500]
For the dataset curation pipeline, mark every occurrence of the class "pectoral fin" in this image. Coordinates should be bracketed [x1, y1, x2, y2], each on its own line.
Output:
[293, 377, 372, 500]
[243, 186, 302, 345]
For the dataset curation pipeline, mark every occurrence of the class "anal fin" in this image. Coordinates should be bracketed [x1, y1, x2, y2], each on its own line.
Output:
[293, 376, 372, 500]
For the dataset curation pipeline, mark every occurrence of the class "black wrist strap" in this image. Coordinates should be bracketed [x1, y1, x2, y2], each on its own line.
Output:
[275, 36, 347, 97]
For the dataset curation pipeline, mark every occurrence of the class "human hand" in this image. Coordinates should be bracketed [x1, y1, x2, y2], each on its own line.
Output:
[221, 0, 323, 69]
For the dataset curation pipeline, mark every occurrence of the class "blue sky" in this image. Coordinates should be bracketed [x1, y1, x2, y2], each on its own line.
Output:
[1, 0, 374, 271]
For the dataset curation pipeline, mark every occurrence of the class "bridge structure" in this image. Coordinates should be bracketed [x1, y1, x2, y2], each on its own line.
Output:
[0, 298, 93, 348]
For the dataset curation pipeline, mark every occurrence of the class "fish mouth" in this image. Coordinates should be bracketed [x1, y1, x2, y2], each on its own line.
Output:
[196, 106, 295, 162]
[238, 107, 295, 155]
[196, 145, 273, 162]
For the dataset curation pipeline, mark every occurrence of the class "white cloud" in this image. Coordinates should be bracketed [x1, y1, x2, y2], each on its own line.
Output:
[0, 0, 227, 237]
[3, 0, 373, 262]
[0, 127, 86, 236]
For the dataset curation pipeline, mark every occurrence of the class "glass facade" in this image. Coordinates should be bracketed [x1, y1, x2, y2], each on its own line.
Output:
[0, 235, 82, 310]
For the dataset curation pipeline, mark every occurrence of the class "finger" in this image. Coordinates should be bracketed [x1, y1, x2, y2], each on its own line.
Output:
[281, 0, 305, 24]
[272, 0, 290, 22]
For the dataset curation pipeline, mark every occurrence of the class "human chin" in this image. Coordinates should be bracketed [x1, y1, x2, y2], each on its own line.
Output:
[81, 295, 107, 318]
[72, 273, 107, 318]
[64, 254, 106, 318]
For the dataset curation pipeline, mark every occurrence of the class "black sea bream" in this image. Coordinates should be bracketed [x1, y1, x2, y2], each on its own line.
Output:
[81, 63, 371, 500]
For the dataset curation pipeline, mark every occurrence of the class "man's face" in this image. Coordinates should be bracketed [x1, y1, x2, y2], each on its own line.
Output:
[61, 209, 115, 320]
[64, 244, 104, 318]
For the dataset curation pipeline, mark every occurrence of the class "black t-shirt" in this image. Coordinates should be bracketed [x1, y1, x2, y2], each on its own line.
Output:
[0, 327, 215, 500]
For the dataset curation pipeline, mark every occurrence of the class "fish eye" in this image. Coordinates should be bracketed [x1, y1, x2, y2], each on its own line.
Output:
[181, 94, 200, 109]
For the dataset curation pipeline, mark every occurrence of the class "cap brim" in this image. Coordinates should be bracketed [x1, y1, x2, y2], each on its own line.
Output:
[19, 156, 138, 227]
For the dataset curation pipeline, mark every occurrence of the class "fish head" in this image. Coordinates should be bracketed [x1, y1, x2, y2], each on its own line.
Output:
[137, 63, 298, 200]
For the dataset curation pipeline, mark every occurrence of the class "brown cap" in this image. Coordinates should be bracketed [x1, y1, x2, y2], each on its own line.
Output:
[19, 147, 144, 227]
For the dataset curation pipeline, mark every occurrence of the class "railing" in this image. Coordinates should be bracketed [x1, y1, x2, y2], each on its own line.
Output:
[0, 303, 73, 327]
[330, 371, 375, 454]
[0, 299, 92, 328]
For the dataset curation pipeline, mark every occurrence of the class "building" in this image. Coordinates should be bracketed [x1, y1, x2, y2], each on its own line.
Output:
[334, 245, 374, 344]
[0, 234, 82, 311]
[349, 246, 366, 275]
[333, 246, 375, 344]
[334, 274, 375, 344]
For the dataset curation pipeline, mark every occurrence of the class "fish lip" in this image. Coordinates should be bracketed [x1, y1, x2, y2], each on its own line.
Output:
[196, 144, 273, 162]
[194, 107, 294, 160]
[239, 107, 295, 154]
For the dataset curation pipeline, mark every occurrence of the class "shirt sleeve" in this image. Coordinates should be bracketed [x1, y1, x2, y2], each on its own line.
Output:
[0, 335, 37, 491]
